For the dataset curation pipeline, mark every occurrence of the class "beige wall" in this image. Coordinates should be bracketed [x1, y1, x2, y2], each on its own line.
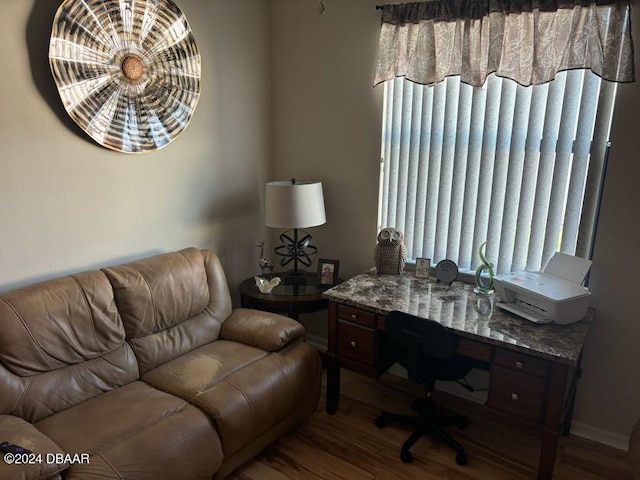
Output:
[578, 3, 640, 446]
[271, 0, 640, 446]
[0, 0, 270, 299]
[270, 0, 382, 278]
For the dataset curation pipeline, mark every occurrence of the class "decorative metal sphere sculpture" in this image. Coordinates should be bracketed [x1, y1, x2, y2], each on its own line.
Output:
[274, 230, 318, 271]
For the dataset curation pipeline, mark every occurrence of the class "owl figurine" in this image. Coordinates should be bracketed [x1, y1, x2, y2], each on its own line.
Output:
[374, 227, 407, 275]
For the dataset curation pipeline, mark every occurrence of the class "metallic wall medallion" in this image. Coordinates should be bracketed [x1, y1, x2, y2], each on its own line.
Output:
[49, 0, 201, 153]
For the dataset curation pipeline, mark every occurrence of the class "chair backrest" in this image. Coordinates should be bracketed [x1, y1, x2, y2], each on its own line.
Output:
[385, 310, 455, 383]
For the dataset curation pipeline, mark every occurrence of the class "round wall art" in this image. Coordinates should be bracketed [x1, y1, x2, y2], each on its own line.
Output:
[49, 0, 201, 153]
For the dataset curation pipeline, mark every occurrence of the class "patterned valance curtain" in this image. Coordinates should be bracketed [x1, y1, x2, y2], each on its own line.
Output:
[374, 0, 635, 87]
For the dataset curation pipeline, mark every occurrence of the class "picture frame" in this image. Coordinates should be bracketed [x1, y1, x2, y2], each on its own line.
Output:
[318, 259, 340, 286]
[415, 257, 431, 279]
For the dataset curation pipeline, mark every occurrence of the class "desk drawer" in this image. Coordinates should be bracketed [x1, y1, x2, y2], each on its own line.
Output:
[495, 349, 550, 378]
[338, 305, 376, 328]
[488, 365, 546, 423]
[337, 320, 375, 365]
[456, 337, 493, 362]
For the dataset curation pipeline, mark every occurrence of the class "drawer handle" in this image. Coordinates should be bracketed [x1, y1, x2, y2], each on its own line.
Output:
[515, 361, 524, 369]
[350, 341, 357, 348]
[351, 314, 357, 320]
[511, 393, 519, 401]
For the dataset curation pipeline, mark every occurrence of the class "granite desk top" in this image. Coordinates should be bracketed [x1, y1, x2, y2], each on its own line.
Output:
[323, 272, 593, 366]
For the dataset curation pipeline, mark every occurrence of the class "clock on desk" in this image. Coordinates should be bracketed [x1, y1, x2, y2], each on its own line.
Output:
[435, 259, 458, 285]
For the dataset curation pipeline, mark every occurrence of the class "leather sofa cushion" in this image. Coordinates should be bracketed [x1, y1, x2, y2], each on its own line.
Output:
[142, 340, 268, 394]
[0, 271, 125, 376]
[36, 381, 222, 480]
[0, 271, 138, 421]
[142, 340, 321, 457]
[103, 248, 233, 374]
[103, 248, 211, 338]
[0, 343, 138, 423]
[0, 415, 67, 480]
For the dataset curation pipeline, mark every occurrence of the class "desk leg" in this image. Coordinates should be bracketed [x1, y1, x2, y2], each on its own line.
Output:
[563, 353, 583, 435]
[326, 355, 340, 415]
[326, 301, 340, 414]
[538, 430, 559, 480]
[537, 362, 570, 479]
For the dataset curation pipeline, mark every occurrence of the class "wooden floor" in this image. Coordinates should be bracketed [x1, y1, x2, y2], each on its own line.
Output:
[228, 370, 634, 479]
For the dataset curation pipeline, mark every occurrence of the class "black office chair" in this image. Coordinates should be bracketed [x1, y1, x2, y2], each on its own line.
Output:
[375, 310, 475, 465]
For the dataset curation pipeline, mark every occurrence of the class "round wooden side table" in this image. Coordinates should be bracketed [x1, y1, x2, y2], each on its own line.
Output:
[239, 272, 334, 321]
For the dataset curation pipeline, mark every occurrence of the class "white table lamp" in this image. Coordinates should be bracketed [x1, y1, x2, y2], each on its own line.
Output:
[265, 179, 326, 273]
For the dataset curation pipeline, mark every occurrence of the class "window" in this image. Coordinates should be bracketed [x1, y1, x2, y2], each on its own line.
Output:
[378, 71, 617, 275]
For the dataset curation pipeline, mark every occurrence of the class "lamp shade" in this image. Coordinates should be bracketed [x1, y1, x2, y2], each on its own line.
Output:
[265, 180, 326, 229]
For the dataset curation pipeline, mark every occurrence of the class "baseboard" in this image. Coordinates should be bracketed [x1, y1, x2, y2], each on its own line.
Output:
[305, 333, 327, 351]
[570, 421, 630, 452]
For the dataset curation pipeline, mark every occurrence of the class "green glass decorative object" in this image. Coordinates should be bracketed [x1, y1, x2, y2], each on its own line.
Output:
[474, 241, 495, 294]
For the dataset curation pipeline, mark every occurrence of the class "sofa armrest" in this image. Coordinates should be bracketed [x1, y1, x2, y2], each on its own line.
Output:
[0, 415, 67, 479]
[220, 308, 305, 352]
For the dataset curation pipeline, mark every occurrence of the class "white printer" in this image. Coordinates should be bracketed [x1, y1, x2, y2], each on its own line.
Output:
[494, 252, 592, 325]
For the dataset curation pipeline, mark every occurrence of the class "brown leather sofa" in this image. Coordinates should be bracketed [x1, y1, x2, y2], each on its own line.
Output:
[0, 248, 321, 479]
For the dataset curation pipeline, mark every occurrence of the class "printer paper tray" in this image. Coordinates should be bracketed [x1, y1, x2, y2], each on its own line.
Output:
[496, 302, 553, 324]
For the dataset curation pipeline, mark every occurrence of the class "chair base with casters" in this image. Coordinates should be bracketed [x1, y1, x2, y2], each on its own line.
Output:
[375, 389, 469, 465]
[374, 310, 475, 466]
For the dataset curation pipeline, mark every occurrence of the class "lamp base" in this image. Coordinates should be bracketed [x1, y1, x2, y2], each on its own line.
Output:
[273, 229, 318, 274]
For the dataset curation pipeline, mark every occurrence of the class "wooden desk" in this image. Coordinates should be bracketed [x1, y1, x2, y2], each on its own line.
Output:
[323, 272, 593, 480]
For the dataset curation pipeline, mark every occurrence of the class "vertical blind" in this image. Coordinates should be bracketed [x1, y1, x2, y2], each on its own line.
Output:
[378, 71, 617, 275]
